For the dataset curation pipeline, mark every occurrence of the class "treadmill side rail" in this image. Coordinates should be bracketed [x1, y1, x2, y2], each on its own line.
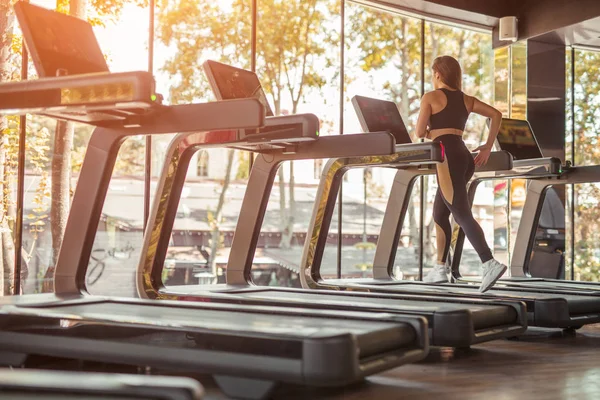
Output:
[0, 369, 204, 400]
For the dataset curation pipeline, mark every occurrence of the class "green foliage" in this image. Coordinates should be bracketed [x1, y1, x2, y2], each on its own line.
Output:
[56, 0, 149, 25]
[114, 136, 146, 175]
[236, 151, 250, 180]
[345, 4, 492, 143]
[158, 0, 339, 112]
[346, 3, 421, 131]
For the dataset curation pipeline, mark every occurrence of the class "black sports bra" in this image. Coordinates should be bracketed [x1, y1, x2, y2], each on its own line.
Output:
[429, 88, 469, 131]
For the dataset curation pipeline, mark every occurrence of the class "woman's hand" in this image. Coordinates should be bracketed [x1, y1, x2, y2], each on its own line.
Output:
[473, 144, 492, 167]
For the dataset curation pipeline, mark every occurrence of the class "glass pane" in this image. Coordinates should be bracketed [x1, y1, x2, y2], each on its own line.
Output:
[241, 0, 341, 284]
[339, 4, 421, 279]
[574, 49, 600, 167]
[510, 42, 527, 119]
[494, 47, 510, 117]
[344, 3, 421, 135]
[424, 22, 493, 145]
[86, 137, 146, 296]
[152, 0, 252, 288]
[156, 1, 252, 104]
[393, 177, 421, 280]
[571, 48, 600, 281]
[321, 201, 340, 280]
[565, 183, 574, 280]
[339, 167, 393, 279]
[163, 148, 247, 288]
[1, 4, 21, 294]
[244, 161, 307, 287]
[564, 49, 574, 279]
[1, 116, 19, 294]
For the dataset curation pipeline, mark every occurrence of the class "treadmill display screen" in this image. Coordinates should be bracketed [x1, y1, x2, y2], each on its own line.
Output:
[203, 60, 274, 117]
[352, 95, 412, 144]
[495, 118, 543, 160]
[14, 2, 109, 77]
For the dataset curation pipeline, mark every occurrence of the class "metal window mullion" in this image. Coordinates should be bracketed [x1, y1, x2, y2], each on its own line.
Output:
[337, 0, 345, 279]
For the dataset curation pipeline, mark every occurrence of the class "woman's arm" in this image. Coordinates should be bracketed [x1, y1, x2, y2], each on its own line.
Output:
[472, 97, 503, 149]
[415, 93, 432, 139]
[470, 97, 503, 166]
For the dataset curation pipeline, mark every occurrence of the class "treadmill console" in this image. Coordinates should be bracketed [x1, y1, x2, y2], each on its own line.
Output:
[14, 1, 110, 77]
[494, 118, 544, 160]
[203, 60, 274, 117]
[351, 95, 412, 145]
[8, 2, 162, 126]
[203, 60, 319, 147]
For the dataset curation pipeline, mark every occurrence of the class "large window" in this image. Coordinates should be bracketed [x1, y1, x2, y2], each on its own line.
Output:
[0, 2, 21, 294]
[156, 0, 252, 287]
[568, 48, 600, 281]
[15, 1, 597, 294]
[340, 3, 422, 279]
[241, 0, 341, 285]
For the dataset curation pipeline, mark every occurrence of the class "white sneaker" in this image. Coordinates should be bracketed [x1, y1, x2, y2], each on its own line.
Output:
[479, 259, 507, 292]
[423, 263, 449, 283]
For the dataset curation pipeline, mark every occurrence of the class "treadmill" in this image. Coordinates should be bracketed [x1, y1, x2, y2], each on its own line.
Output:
[137, 81, 527, 348]
[388, 118, 600, 296]
[291, 101, 600, 330]
[0, 4, 430, 399]
[509, 164, 600, 292]
[0, 369, 204, 400]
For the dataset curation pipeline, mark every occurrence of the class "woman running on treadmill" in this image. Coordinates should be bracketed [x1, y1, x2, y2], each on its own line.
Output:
[415, 55, 506, 293]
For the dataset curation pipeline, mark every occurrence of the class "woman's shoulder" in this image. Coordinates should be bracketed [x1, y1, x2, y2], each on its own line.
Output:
[423, 90, 442, 101]
[462, 92, 476, 103]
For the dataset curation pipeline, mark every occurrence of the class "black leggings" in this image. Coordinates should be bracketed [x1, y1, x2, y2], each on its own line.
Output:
[432, 134, 493, 264]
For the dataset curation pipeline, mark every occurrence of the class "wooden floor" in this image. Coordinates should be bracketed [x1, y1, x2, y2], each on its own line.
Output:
[202, 324, 600, 399]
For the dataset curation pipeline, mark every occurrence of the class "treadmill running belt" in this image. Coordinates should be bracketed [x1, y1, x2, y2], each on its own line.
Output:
[226, 290, 518, 331]
[14, 300, 415, 342]
[349, 282, 600, 322]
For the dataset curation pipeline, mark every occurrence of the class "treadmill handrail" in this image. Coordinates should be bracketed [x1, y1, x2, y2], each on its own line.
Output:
[54, 98, 265, 294]
[137, 131, 396, 297]
[472, 156, 562, 180]
[0, 71, 155, 114]
[238, 113, 320, 144]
